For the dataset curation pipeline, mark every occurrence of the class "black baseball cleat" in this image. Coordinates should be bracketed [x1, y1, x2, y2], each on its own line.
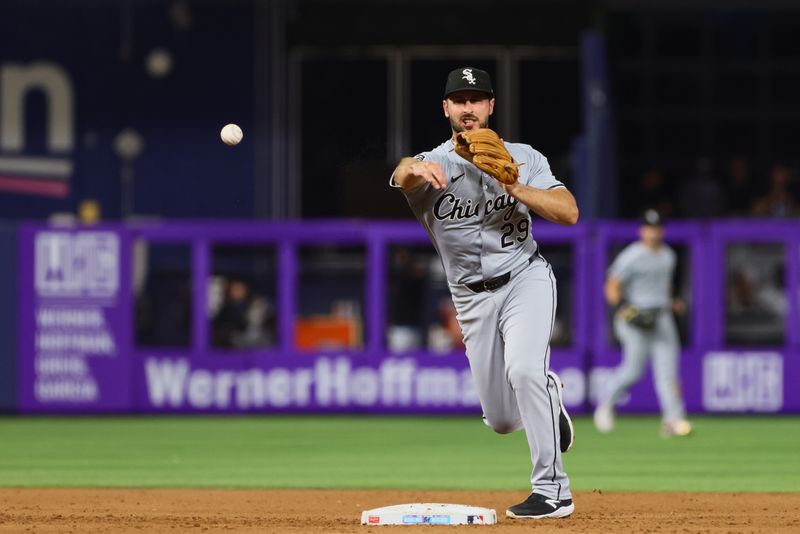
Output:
[506, 492, 575, 519]
[547, 370, 574, 453]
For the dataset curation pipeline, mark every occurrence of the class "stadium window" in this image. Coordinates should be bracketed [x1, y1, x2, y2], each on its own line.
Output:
[134, 242, 192, 348]
[386, 245, 455, 355]
[543, 244, 574, 348]
[209, 246, 278, 351]
[296, 246, 366, 351]
[725, 243, 787, 347]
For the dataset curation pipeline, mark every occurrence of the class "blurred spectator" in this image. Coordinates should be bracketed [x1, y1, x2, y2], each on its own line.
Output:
[731, 264, 787, 318]
[212, 278, 275, 349]
[729, 268, 755, 311]
[750, 163, 799, 218]
[634, 167, 675, 218]
[427, 297, 465, 354]
[241, 295, 276, 347]
[725, 244, 786, 346]
[387, 249, 467, 354]
[677, 157, 724, 218]
[441, 300, 463, 348]
[723, 157, 755, 217]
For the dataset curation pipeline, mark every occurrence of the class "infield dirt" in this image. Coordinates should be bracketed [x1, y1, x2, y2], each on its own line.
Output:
[1, 489, 798, 533]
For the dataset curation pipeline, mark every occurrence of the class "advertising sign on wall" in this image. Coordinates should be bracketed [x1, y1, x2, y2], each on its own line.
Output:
[703, 351, 784, 412]
[18, 226, 131, 411]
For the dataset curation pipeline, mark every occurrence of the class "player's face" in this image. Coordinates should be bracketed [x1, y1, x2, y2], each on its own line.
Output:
[640, 225, 664, 247]
[443, 91, 495, 133]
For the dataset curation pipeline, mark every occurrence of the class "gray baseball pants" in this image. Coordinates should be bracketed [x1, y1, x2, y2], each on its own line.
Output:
[448, 255, 571, 500]
[608, 311, 686, 422]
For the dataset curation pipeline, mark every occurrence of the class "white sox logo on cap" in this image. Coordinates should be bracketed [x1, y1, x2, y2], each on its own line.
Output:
[462, 69, 477, 85]
[444, 67, 493, 97]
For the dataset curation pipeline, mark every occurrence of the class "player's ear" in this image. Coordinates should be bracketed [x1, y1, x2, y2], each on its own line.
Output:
[442, 99, 450, 118]
[488, 98, 495, 115]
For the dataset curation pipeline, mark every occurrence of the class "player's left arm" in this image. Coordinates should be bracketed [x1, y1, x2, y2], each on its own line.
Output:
[501, 147, 578, 225]
[604, 275, 624, 308]
[667, 249, 687, 314]
[503, 183, 579, 225]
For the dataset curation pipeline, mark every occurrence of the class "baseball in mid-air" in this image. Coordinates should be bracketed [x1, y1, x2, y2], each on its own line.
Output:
[220, 123, 243, 146]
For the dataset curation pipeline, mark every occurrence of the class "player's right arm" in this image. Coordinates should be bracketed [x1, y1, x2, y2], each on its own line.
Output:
[391, 157, 447, 191]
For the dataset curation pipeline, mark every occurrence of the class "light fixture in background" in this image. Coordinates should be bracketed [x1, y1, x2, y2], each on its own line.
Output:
[145, 48, 174, 79]
[113, 128, 145, 219]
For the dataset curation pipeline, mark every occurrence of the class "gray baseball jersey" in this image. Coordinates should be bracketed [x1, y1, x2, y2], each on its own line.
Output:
[392, 138, 571, 500]
[605, 241, 686, 422]
[607, 242, 676, 309]
[393, 139, 564, 285]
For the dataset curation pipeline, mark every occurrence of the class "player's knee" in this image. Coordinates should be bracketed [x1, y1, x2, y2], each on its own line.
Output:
[484, 415, 520, 434]
[505, 362, 536, 390]
[618, 363, 646, 383]
[617, 373, 641, 391]
[491, 421, 518, 434]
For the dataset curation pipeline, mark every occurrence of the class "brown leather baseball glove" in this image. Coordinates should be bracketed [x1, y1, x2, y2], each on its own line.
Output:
[454, 128, 521, 185]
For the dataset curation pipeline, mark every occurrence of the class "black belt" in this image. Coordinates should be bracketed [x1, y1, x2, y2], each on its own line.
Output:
[466, 255, 535, 293]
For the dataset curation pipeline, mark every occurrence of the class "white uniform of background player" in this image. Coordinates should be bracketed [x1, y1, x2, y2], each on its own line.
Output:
[595, 209, 693, 438]
[391, 67, 580, 520]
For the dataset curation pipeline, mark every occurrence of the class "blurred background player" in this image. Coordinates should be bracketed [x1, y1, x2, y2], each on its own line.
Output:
[595, 209, 692, 438]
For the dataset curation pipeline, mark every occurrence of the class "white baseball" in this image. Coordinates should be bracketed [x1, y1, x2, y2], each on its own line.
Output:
[220, 123, 243, 146]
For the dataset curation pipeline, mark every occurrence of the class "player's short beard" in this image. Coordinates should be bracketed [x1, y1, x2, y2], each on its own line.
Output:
[450, 115, 489, 133]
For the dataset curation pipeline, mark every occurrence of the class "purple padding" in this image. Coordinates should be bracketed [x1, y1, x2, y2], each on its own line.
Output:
[17, 220, 800, 413]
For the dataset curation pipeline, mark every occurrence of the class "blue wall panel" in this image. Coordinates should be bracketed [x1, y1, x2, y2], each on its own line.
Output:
[0, 0, 256, 220]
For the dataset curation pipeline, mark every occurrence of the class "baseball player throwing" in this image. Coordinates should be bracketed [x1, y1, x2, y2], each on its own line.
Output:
[391, 67, 578, 519]
[594, 209, 693, 438]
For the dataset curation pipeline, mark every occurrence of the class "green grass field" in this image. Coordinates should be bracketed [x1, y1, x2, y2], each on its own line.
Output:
[0, 416, 797, 492]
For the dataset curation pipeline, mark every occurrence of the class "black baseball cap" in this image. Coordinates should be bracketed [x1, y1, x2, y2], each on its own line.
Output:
[444, 67, 494, 98]
[641, 209, 663, 227]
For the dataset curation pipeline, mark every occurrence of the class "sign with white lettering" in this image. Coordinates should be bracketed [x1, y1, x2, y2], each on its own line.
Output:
[703, 352, 783, 412]
[18, 226, 132, 410]
[0, 62, 75, 198]
[140, 356, 481, 411]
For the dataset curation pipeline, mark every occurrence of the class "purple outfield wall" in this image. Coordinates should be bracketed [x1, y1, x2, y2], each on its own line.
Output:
[17, 220, 800, 414]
